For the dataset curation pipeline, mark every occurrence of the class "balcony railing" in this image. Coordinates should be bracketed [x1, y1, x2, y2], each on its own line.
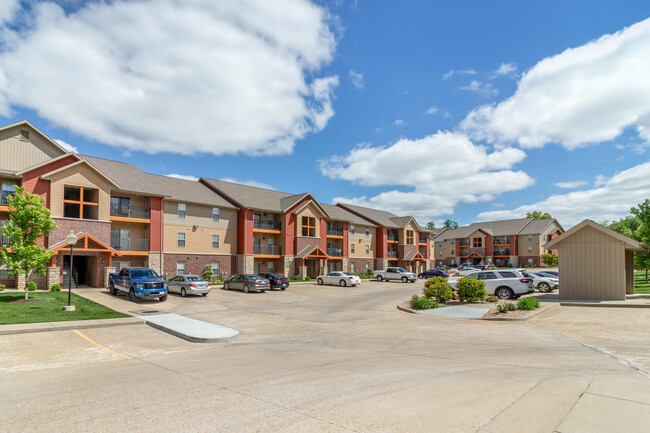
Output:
[418, 236, 427, 244]
[253, 221, 283, 231]
[459, 239, 470, 246]
[110, 204, 150, 219]
[111, 238, 149, 251]
[494, 249, 511, 256]
[253, 245, 282, 255]
[388, 251, 398, 258]
[326, 227, 343, 236]
[0, 234, 9, 246]
[1, 191, 14, 206]
[493, 237, 511, 245]
[327, 247, 342, 257]
[387, 234, 399, 241]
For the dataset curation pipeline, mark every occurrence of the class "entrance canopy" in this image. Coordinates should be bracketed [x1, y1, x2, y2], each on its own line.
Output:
[295, 245, 329, 260]
[403, 251, 426, 262]
[48, 232, 122, 265]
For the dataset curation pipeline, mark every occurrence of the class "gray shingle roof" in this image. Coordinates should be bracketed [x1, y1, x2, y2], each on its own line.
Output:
[201, 178, 307, 212]
[336, 203, 419, 229]
[435, 218, 551, 240]
[518, 218, 559, 235]
[321, 204, 376, 226]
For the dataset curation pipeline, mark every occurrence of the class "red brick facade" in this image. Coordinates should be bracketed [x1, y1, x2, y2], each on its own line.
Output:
[51, 218, 111, 246]
[163, 253, 234, 278]
[349, 258, 374, 273]
[296, 236, 321, 254]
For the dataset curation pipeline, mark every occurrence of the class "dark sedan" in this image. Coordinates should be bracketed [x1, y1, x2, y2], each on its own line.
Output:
[223, 274, 270, 293]
[259, 273, 289, 290]
[418, 269, 449, 279]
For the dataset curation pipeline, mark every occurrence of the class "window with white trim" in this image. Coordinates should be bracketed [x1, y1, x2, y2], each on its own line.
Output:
[350, 244, 355, 254]
[365, 245, 369, 254]
[178, 203, 186, 219]
[211, 261, 220, 276]
[177, 261, 186, 275]
[350, 224, 355, 235]
[528, 235, 532, 241]
[528, 246, 533, 254]
[212, 234, 220, 249]
[212, 208, 220, 221]
[528, 258, 533, 265]
[268, 261, 275, 273]
[365, 227, 369, 236]
[177, 232, 185, 247]
[350, 263, 355, 273]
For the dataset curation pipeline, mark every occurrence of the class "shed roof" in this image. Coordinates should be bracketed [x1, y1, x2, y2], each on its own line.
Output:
[545, 219, 648, 251]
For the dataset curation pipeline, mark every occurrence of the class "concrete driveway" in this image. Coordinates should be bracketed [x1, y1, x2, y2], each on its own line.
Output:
[1, 280, 649, 432]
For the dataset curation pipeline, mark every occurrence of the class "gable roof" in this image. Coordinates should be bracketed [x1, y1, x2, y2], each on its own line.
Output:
[435, 217, 542, 240]
[545, 219, 648, 251]
[290, 199, 331, 219]
[40, 159, 120, 188]
[336, 203, 419, 229]
[518, 218, 564, 235]
[80, 155, 166, 197]
[321, 204, 376, 226]
[0, 120, 72, 156]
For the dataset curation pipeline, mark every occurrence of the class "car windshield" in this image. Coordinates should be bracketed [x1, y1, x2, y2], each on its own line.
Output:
[130, 269, 160, 279]
[267, 274, 283, 279]
[246, 275, 261, 280]
[397, 268, 407, 272]
[343, 272, 355, 276]
[186, 276, 204, 282]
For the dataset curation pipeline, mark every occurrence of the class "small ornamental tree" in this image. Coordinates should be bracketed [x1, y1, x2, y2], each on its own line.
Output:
[456, 277, 487, 302]
[541, 253, 558, 267]
[0, 186, 58, 299]
[201, 264, 213, 282]
[423, 277, 454, 303]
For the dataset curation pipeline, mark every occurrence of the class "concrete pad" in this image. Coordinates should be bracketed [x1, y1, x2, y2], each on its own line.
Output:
[0, 317, 141, 335]
[140, 313, 239, 343]
[419, 305, 489, 319]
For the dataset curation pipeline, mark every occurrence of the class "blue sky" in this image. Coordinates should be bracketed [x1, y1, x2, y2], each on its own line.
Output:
[1, 1, 649, 227]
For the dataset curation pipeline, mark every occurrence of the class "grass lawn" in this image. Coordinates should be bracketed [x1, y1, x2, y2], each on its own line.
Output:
[634, 271, 650, 294]
[0, 291, 129, 325]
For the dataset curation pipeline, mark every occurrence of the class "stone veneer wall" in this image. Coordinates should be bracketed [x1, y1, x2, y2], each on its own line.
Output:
[148, 252, 164, 275]
[283, 256, 295, 278]
[104, 266, 116, 287]
[236, 254, 254, 274]
[46, 267, 61, 289]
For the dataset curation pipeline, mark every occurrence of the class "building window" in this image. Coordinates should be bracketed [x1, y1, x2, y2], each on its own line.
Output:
[407, 230, 414, 245]
[20, 130, 29, 141]
[350, 263, 355, 273]
[268, 261, 275, 273]
[451, 240, 454, 245]
[63, 186, 99, 220]
[438, 243, 442, 248]
[350, 224, 355, 235]
[0, 267, 11, 280]
[542, 235, 546, 242]
[439, 252, 443, 257]
[177, 203, 186, 219]
[365, 245, 369, 254]
[350, 244, 355, 254]
[177, 232, 185, 247]
[302, 216, 315, 237]
[365, 263, 369, 270]
[528, 246, 533, 254]
[528, 235, 532, 241]
[212, 208, 220, 222]
[114, 261, 130, 272]
[212, 234, 220, 249]
[177, 261, 186, 276]
[254, 262, 261, 275]
[472, 237, 483, 248]
[528, 258, 533, 265]
[211, 261, 220, 276]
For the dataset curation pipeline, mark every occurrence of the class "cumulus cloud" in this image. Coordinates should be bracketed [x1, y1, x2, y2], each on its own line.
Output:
[554, 180, 587, 189]
[349, 70, 363, 89]
[493, 62, 517, 77]
[320, 131, 533, 219]
[54, 139, 78, 154]
[423, 107, 438, 115]
[460, 80, 498, 97]
[166, 174, 199, 182]
[219, 177, 275, 190]
[0, 0, 338, 156]
[462, 17, 650, 150]
[443, 68, 476, 80]
[393, 119, 404, 126]
[0, 0, 18, 23]
[476, 162, 650, 227]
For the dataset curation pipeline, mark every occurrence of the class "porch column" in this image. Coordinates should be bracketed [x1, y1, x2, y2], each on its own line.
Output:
[105, 266, 116, 288]
[626, 250, 635, 295]
[46, 267, 61, 289]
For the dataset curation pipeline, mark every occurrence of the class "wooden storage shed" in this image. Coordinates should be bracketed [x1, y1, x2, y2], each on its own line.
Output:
[544, 219, 648, 301]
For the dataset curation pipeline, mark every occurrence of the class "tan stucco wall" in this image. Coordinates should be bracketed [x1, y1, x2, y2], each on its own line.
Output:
[295, 202, 323, 237]
[349, 225, 375, 258]
[164, 202, 237, 254]
[49, 164, 112, 220]
[110, 191, 149, 208]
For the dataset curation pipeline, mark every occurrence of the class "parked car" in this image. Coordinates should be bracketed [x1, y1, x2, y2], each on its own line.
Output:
[453, 266, 483, 277]
[167, 274, 210, 297]
[373, 267, 417, 283]
[457, 263, 474, 271]
[418, 269, 449, 279]
[223, 274, 270, 293]
[436, 265, 450, 271]
[451, 269, 534, 299]
[518, 270, 559, 293]
[259, 273, 289, 290]
[316, 271, 361, 287]
[108, 267, 168, 302]
[542, 271, 559, 277]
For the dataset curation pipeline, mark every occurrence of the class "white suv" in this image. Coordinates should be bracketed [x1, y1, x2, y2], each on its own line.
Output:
[459, 270, 534, 299]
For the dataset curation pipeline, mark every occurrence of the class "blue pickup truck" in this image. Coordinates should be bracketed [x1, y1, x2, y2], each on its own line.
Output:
[108, 267, 168, 302]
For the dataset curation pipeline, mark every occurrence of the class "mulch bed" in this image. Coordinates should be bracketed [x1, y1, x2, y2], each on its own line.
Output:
[9, 299, 42, 304]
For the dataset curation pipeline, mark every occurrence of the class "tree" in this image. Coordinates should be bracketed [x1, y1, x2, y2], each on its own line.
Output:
[426, 221, 436, 230]
[201, 264, 213, 282]
[526, 211, 553, 220]
[0, 186, 58, 299]
[541, 253, 558, 267]
[444, 219, 458, 230]
[609, 201, 650, 283]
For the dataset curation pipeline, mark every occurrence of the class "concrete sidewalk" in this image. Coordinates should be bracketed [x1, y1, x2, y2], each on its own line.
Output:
[140, 313, 239, 343]
[0, 316, 142, 335]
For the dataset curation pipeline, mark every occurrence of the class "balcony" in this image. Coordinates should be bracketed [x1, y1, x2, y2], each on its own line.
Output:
[493, 237, 511, 245]
[388, 251, 398, 258]
[253, 245, 282, 255]
[253, 221, 283, 231]
[387, 234, 399, 242]
[327, 247, 342, 257]
[418, 236, 427, 244]
[458, 239, 470, 246]
[111, 238, 149, 252]
[1, 191, 14, 207]
[110, 204, 150, 220]
[326, 227, 343, 236]
[494, 249, 511, 256]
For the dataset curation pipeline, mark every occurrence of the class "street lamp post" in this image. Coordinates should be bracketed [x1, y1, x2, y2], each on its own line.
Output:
[63, 231, 78, 312]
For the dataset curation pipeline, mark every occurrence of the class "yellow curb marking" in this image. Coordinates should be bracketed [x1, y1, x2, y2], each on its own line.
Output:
[72, 330, 122, 357]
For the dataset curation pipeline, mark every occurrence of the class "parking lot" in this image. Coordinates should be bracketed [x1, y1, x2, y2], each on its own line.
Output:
[1, 280, 650, 432]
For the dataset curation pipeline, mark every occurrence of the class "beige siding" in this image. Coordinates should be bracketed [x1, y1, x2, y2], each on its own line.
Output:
[398, 221, 419, 245]
[110, 221, 148, 240]
[557, 225, 626, 301]
[49, 164, 112, 220]
[518, 233, 541, 256]
[0, 125, 65, 172]
[295, 203, 323, 237]
[111, 191, 149, 208]
[164, 201, 237, 230]
[163, 226, 237, 254]
[349, 225, 375, 258]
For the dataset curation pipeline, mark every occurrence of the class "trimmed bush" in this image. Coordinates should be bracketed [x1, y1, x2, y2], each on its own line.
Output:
[292, 275, 300, 281]
[517, 297, 540, 310]
[456, 277, 487, 302]
[497, 302, 516, 313]
[0, 283, 5, 291]
[410, 295, 439, 310]
[50, 283, 62, 292]
[27, 281, 37, 291]
[304, 276, 311, 281]
[485, 295, 498, 303]
[201, 265, 213, 283]
[423, 277, 454, 303]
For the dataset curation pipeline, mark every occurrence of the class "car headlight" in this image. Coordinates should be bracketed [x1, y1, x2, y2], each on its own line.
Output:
[136, 283, 143, 289]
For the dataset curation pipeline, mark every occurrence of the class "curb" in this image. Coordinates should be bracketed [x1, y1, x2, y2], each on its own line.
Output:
[483, 304, 559, 321]
[396, 304, 417, 314]
[560, 302, 650, 309]
[0, 317, 143, 336]
[141, 313, 239, 343]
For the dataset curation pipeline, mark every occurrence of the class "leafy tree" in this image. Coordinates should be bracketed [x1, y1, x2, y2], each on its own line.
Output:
[444, 219, 458, 230]
[609, 201, 650, 282]
[426, 221, 436, 230]
[526, 211, 553, 220]
[541, 253, 558, 267]
[201, 264, 213, 282]
[0, 186, 58, 299]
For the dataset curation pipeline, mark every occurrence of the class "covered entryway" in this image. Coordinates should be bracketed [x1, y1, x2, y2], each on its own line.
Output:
[403, 251, 427, 274]
[295, 245, 329, 279]
[466, 252, 484, 265]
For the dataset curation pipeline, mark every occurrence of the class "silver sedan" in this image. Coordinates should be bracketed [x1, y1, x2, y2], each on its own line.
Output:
[167, 275, 211, 297]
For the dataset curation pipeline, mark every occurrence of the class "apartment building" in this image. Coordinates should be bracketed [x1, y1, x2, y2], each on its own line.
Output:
[431, 218, 563, 267]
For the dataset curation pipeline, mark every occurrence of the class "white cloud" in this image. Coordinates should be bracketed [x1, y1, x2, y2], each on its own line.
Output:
[462, 17, 650, 150]
[443, 68, 476, 81]
[320, 131, 533, 219]
[493, 62, 517, 77]
[0, 0, 18, 23]
[0, 0, 338, 156]
[554, 180, 586, 189]
[349, 70, 363, 89]
[460, 80, 498, 97]
[393, 119, 404, 126]
[476, 162, 650, 227]
[374, 128, 383, 133]
[166, 174, 199, 182]
[219, 177, 275, 190]
[423, 107, 438, 115]
[54, 138, 78, 154]
[594, 174, 608, 186]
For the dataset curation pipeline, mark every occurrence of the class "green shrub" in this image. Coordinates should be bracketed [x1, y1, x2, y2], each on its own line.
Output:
[27, 281, 37, 291]
[292, 275, 300, 281]
[304, 276, 311, 281]
[517, 297, 540, 310]
[485, 295, 498, 303]
[0, 283, 5, 291]
[456, 277, 487, 302]
[410, 295, 439, 310]
[50, 283, 62, 292]
[201, 265, 213, 282]
[507, 263, 513, 268]
[497, 302, 516, 313]
[423, 277, 454, 303]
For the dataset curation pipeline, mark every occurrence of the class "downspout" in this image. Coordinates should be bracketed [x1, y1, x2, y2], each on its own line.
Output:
[159, 197, 164, 275]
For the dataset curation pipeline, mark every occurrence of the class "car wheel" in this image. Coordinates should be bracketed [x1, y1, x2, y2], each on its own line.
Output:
[418, 275, 423, 279]
[181, 288, 187, 297]
[224, 283, 230, 290]
[244, 285, 250, 293]
[454, 272, 460, 277]
[495, 287, 514, 300]
[128, 289, 137, 303]
[109, 283, 116, 296]
[202, 293, 208, 297]
[339, 280, 347, 287]
[281, 287, 286, 291]
[159, 295, 167, 302]
[401, 276, 408, 283]
[537, 282, 551, 293]
[376, 275, 383, 282]
[317, 278, 323, 285]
